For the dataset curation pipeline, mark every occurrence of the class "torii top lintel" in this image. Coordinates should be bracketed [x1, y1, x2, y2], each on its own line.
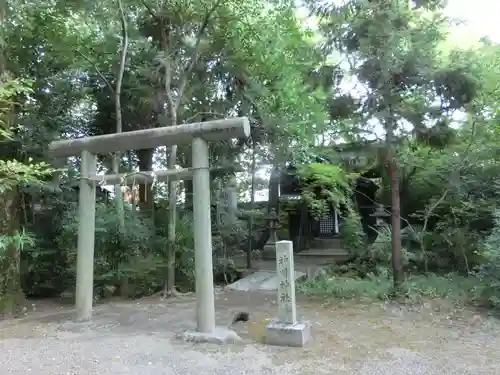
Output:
[48, 117, 250, 158]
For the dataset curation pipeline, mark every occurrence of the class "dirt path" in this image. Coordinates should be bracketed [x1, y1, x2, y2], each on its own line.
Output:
[0, 290, 498, 374]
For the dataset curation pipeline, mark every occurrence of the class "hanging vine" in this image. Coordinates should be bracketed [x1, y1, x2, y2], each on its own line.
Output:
[296, 163, 353, 217]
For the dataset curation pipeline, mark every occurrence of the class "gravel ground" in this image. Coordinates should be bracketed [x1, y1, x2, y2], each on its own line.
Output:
[0, 290, 498, 374]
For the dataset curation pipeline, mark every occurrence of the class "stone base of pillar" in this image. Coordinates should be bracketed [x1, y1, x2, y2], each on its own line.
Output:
[262, 242, 277, 260]
[264, 319, 312, 347]
[177, 326, 242, 344]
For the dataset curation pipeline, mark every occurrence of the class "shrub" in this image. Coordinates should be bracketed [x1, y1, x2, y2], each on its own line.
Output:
[54, 202, 166, 298]
[474, 209, 500, 308]
[339, 211, 366, 255]
[297, 266, 480, 304]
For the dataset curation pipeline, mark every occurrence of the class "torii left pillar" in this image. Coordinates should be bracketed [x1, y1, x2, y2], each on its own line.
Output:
[75, 150, 97, 321]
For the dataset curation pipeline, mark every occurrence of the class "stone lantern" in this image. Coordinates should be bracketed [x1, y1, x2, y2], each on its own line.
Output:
[370, 204, 390, 227]
[262, 208, 280, 259]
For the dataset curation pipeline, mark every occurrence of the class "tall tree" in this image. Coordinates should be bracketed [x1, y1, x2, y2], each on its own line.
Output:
[0, 0, 57, 312]
[310, 0, 478, 291]
[137, 0, 327, 295]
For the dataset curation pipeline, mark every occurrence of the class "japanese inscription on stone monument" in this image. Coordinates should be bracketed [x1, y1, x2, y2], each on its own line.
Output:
[276, 241, 297, 324]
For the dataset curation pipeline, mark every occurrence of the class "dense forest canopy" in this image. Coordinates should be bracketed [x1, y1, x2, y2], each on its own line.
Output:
[2, 0, 500, 312]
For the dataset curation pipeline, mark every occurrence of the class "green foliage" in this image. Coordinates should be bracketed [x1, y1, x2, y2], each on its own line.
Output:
[0, 229, 35, 257]
[475, 210, 500, 308]
[168, 214, 197, 290]
[297, 266, 394, 301]
[296, 163, 351, 217]
[0, 70, 58, 311]
[328, 94, 359, 120]
[0, 159, 56, 193]
[339, 211, 365, 254]
[297, 267, 480, 303]
[369, 224, 411, 266]
[220, 3, 327, 151]
[2, 0, 500, 312]
[396, 121, 500, 273]
[434, 67, 479, 110]
[213, 218, 248, 284]
[0, 75, 33, 138]
[0, 76, 55, 191]
[54, 203, 166, 298]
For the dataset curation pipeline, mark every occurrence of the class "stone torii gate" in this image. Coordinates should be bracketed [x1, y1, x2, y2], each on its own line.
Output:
[49, 117, 250, 341]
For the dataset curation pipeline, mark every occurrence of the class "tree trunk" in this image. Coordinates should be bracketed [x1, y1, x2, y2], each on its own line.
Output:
[268, 164, 280, 216]
[113, 156, 125, 220]
[183, 147, 194, 211]
[247, 139, 257, 269]
[165, 117, 178, 296]
[114, 0, 128, 229]
[114, 0, 128, 297]
[388, 155, 404, 290]
[0, 186, 24, 314]
[384, 111, 404, 292]
[184, 179, 193, 211]
[158, 20, 179, 297]
[158, 3, 219, 295]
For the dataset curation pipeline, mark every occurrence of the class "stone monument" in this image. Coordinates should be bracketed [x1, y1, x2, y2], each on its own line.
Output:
[264, 240, 312, 347]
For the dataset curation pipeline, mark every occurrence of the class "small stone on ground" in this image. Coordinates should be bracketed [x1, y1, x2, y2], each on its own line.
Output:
[178, 326, 242, 344]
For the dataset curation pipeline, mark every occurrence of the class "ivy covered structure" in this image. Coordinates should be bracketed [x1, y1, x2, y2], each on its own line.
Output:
[278, 143, 383, 252]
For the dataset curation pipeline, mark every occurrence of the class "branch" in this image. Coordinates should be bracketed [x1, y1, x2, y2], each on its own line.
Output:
[76, 49, 114, 93]
[115, 0, 129, 134]
[163, 31, 175, 121]
[355, 113, 475, 246]
[174, 0, 223, 110]
[183, 111, 226, 123]
[139, 0, 161, 21]
[420, 118, 477, 233]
